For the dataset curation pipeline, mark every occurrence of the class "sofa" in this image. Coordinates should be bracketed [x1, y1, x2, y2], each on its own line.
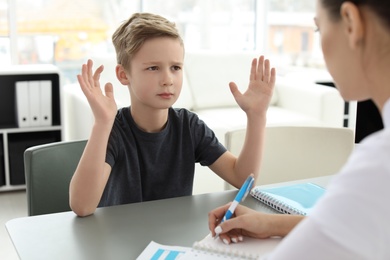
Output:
[62, 51, 346, 194]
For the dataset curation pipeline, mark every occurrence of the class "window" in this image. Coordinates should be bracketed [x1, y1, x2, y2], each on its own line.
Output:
[3, 0, 321, 83]
[142, 0, 256, 51]
[267, 0, 319, 67]
[0, 0, 10, 66]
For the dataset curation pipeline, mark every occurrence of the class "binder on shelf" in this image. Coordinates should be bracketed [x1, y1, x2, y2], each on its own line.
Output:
[39, 80, 52, 126]
[0, 137, 4, 187]
[15, 81, 30, 127]
[28, 81, 41, 127]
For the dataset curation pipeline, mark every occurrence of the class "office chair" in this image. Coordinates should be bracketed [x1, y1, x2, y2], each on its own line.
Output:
[24, 139, 87, 216]
[225, 126, 355, 189]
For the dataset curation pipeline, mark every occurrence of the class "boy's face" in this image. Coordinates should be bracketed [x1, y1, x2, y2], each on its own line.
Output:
[127, 37, 184, 110]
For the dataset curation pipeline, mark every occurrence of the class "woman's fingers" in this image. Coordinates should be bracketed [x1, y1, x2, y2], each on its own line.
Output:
[208, 203, 232, 237]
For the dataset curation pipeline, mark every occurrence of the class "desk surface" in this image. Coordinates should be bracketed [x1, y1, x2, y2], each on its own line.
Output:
[6, 175, 332, 260]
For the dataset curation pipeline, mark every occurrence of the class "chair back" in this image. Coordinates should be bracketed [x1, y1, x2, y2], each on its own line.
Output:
[225, 126, 355, 188]
[24, 140, 87, 216]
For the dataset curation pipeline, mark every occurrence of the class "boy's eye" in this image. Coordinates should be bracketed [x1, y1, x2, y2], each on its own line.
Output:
[147, 66, 158, 71]
[172, 65, 182, 71]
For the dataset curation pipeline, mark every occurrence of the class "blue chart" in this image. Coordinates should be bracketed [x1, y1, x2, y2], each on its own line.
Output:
[150, 248, 186, 260]
[137, 241, 190, 260]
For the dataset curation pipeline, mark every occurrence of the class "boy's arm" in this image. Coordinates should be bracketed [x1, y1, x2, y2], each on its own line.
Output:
[209, 56, 275, 188]
[69, 59, 118, 217]
[69, 124, 112, 217]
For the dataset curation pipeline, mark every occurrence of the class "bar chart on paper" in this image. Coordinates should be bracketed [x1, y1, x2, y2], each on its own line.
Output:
[137, 241, 189, 260]
[151, 249, 184, 260]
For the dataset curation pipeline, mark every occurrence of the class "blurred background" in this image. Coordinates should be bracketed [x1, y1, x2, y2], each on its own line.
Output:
[0, 0, 321, 84]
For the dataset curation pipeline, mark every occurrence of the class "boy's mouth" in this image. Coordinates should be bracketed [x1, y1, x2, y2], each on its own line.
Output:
[158, 92, 173, 99]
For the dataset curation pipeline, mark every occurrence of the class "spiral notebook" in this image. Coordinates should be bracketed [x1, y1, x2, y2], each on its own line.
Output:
[250, 182, 326, 216]
[137, 234, 281, 259]
[181, 234, 280, 259]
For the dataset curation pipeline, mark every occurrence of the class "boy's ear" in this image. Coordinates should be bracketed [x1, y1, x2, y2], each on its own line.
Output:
[116, 64, 130, 85]
[340, 2, 364, 49]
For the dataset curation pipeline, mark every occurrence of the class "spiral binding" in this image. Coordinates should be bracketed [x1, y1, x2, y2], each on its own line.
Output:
[191, 241, 259, 260]
[250, 189, 307, 216]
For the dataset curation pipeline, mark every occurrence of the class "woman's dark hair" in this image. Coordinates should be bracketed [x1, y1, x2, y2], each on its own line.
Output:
[321, 0, 390, 28]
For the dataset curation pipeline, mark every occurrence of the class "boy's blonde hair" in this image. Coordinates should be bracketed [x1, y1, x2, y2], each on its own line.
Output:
[112, 13, 184, 71]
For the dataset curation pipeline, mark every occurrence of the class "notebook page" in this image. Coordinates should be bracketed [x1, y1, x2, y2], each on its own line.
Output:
[180, 234, 281, 259]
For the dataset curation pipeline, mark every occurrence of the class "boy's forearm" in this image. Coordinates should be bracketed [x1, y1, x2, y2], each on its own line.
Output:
[234, 113, 267, 181]
[69, 123, 112, 216]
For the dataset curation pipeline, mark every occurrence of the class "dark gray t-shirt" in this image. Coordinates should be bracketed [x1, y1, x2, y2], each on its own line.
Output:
[99, 107, 226, 207]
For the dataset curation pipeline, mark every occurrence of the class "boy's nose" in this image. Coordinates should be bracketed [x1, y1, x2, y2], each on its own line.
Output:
[161, 73, 173, 86]
[162, 79, 173, 86]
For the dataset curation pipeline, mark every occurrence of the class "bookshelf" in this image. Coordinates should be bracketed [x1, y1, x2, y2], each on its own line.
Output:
[0, 65, 62, 191]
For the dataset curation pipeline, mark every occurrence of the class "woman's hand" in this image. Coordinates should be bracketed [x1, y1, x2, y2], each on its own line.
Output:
[208, 203, 303, 245]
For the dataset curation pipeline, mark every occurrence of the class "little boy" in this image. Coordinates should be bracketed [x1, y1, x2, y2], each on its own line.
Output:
[69, 13, 275, 217]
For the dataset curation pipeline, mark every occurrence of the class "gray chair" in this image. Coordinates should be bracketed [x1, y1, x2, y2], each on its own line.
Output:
[225, 126, 355, 189]
[24, 139, 87, 216]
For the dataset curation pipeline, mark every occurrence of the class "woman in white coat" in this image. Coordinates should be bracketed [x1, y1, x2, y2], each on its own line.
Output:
[208, 1, 390, 259]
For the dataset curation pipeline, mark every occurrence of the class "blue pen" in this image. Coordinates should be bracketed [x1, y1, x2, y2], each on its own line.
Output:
[222, 174, 255, 223]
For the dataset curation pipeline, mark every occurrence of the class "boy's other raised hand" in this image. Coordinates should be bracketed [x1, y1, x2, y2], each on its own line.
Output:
[229, 55, 276, 116]
[77, 59, 118, 125]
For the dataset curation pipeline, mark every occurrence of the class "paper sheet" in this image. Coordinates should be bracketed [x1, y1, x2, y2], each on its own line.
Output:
[136, 241, 190, 260]
[137, 235, 281, 260]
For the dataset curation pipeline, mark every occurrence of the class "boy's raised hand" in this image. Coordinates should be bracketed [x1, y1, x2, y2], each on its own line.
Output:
[77, 59, 118, 125]
[229, 56, 276, 116]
